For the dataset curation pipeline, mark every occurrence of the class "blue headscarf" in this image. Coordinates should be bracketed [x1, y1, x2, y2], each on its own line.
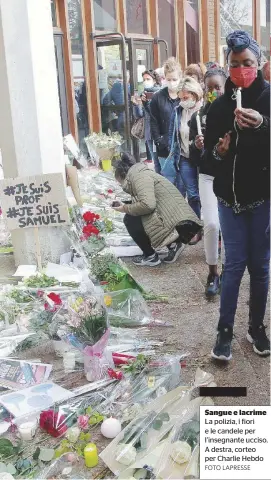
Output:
[226, 30, 261, 65]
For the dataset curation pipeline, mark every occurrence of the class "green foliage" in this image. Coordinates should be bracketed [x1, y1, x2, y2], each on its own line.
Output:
[122, 354, 150, 375]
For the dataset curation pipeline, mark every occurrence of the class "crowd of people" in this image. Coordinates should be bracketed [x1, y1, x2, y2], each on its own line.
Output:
[112, 30, 270, 363]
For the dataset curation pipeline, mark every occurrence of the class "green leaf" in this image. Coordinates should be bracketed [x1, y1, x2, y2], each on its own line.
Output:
[38, 448, 55, 462]
[33, 447, 40, 461]
[86, 406, 92, 416]
[152, 419, 163, 431]
[0, 439, 15, 457]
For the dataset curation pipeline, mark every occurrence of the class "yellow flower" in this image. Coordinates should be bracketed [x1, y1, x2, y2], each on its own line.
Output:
[104, 295, 112, 307]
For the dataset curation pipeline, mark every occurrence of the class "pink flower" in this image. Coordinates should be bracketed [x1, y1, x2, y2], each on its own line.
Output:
[108, 189, 114, 194]
[77, 415, 89, 431]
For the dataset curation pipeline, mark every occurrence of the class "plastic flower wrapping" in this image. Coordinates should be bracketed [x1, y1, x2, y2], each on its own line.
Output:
[99, 386, 193, 475]
[96, 355, 187, 422]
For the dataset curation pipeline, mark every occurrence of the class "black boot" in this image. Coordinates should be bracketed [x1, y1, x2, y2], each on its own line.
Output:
[247, 324, 270, 357]
[211, 326, 233, 361]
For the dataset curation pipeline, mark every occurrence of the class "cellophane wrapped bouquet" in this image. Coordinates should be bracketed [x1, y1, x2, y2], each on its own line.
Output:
[65, 293, 112, 381]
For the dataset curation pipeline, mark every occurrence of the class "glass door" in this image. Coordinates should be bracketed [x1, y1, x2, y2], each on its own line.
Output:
[54, 32, 69, 136]
[96, 38, 154, 155]
[97, 40, 130, 141]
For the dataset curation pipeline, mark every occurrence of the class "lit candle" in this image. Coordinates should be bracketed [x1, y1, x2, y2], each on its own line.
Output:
[236, 88, 242, 109]
[17, 420, 37, 441]
[196, 113, 202, 136]
[84, 443, 99, 468]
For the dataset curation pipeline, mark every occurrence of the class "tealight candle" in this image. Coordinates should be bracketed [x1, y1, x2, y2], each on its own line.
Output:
[101, 417, 122, 439]
[17, 420, 37, 441]
[196, 113, 202, 136]
[84, 443, 99, 468]
[236, 88, 242, 109]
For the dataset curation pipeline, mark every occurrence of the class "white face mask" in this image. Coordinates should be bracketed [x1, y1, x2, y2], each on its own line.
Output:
[143, 80, 154, 89]
[180, 99, 196, 110]
[166, 80, 179, 92]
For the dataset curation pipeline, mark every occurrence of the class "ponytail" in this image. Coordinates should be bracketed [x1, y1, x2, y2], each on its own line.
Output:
[114, 152, 136, 181]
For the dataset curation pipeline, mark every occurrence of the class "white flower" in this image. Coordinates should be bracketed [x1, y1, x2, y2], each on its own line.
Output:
[170, 441, 192, 465]
[115, 444, 137, 466]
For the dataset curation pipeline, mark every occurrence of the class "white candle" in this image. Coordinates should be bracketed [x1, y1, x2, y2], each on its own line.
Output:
[101, 417, 122, 439]
[236, 88, 242, 109]
[196, 113, 202, 136]
[18, 420, 37, 441]
[63, 351, 76, 373]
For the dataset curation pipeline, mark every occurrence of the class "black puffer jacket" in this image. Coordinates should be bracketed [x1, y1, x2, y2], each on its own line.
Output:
[204, 71, 270, 209]
[150, 87, 180, 158]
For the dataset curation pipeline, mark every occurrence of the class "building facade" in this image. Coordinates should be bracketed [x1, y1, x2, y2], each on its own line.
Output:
[51, 0, 270, 145]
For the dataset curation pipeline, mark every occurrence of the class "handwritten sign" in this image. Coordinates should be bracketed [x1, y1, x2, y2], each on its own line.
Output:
[0, 173, 70, 230]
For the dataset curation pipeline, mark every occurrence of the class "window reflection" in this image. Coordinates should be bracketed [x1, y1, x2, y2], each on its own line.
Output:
[261, 0, 270, 61]
[51, 0, 57, 27]
[158, 0, 176, 64]
[126, 0, 148, 35]
[67, 0, 89, 149]
[93, 0, 117, 31]
[220, 0, 252, 65]
[186, 0, 200, 64]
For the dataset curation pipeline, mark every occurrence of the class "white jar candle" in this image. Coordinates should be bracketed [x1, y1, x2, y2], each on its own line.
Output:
[18, 420, 37, 441]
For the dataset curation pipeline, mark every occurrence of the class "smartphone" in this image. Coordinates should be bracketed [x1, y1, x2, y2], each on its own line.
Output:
[146, 91, 154, 100]
[112, 201, 121, 207]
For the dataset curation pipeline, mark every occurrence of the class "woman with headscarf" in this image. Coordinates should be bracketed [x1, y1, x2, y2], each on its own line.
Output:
[204, 30, 270, 360]
[189, 67, 227, 298]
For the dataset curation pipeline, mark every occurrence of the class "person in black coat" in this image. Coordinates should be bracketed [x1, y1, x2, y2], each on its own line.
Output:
[189, 67, 227, 299]
[203, 31, 270, 361]
[150, 58, 184, 185]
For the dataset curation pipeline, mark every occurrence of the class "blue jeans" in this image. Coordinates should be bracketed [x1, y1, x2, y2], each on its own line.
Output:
[146, 141, 160, 173]
[218, 201, 270, 329]
[159, 156, 200, 217]
[158, 157, 187, 199]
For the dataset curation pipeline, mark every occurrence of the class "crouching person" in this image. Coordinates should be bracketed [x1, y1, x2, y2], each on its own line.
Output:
[112, 153, 202, 266]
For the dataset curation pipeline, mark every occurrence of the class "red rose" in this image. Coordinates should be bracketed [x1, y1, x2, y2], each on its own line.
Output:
[83, 211, 95, 223]
[40, 410, 67, 438]
[95, 214, 100, 220]
[82, 224, 100, 237]
[108, 189, 113, 194]
[44, 292, 62, 312]
[47, 293, 62, 305]
[0, 207, 2, 216]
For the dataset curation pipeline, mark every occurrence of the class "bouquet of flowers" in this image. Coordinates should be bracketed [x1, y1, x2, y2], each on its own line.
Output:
[84, 132, 123, 168]
[90, 253, 144, 293]
[66, 294, 111, 381]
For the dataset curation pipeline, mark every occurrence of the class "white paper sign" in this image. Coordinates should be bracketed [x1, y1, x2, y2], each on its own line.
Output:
[0, 173, 70, 230]
[98, 69, 108, 89]
[108, 59, 122, 76]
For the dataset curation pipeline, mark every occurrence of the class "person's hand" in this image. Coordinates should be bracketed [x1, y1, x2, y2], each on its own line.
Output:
[112, 203, 125, 213]
[234, 108, 263, 129]
[131, 96, 142, 106]
[141, 93, 147, 103]
[195, 135, 204, 150]
[216, 131, 231, 157]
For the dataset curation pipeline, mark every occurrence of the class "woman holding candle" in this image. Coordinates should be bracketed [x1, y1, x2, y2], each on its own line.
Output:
[189, 67, 227, 298]
[167, 77, 203, 244]
[204, 30, 270, 360]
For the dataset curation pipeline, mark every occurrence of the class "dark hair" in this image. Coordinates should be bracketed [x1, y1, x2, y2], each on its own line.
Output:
[204, 67, 227, 83]
[114, 152, 136, 180]
[142, 69, 161, 85]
